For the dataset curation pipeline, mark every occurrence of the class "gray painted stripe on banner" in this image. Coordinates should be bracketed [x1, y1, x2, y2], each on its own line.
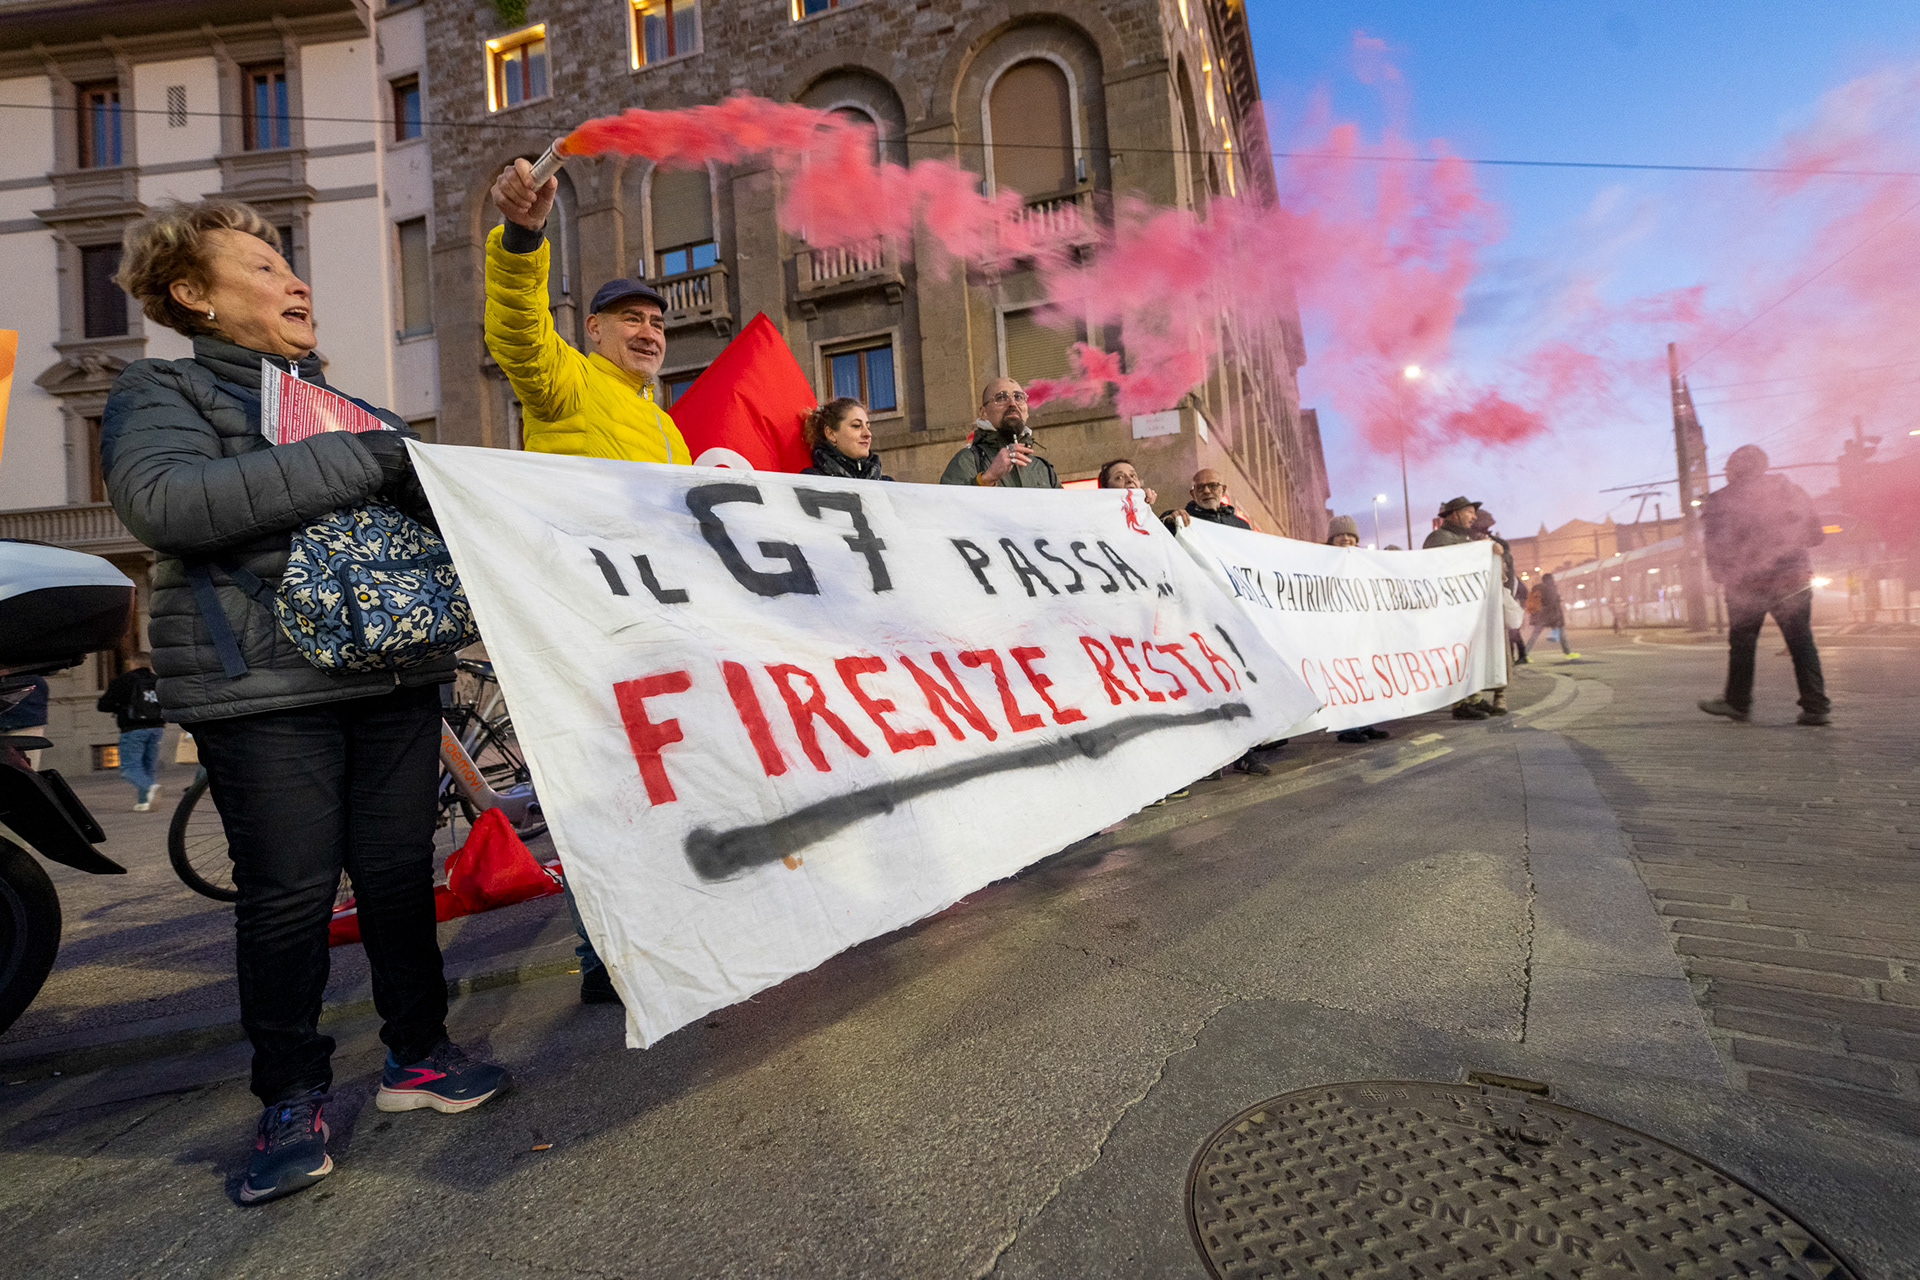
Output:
[0, 174, 51, 192]
[314, 184, 378, 203]
[0, 217, 46, 234]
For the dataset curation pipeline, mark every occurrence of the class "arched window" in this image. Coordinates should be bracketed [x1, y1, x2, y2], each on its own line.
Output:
[833, 106, 882, 165]
[1176, 62, 1206, 210]
[650, 166, 716, 277]
[989, 60, 1075, 198]
[542, 169, 582, 349]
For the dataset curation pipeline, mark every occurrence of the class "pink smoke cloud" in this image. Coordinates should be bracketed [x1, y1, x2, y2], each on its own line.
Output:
[565, 98, 1082, 267]
[558, 54, 1920, 486]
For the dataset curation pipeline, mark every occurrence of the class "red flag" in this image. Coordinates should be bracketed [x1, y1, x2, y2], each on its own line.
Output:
[669, 312, 816, 472]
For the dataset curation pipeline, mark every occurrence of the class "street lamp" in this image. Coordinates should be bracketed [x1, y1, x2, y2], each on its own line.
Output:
[1372, 493, 1388, 548]
[1398, 366, 1423, 547]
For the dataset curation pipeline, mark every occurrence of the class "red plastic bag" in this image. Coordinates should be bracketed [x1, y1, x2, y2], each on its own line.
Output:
[446, 808, 559, 910]
[328, 810, 562, 947]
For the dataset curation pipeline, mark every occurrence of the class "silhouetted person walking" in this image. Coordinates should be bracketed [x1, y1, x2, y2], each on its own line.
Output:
[1697, 445, 1831, 726]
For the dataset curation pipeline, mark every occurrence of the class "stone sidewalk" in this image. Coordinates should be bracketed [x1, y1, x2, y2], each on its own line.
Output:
[1557, 628, 1920, 1136]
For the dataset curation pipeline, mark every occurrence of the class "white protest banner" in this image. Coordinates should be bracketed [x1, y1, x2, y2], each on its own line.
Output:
[1176, 520, 1507, 734]
[407, 446, 1319, 1046]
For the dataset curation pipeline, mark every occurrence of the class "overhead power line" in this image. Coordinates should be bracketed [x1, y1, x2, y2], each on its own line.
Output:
[1693, 374, 1920, 408]
[1688, 357, 1920, 390]
[1598, 460, 1838, 493]
[0, 99, 1917, 178]
[1679, 192, 1920, 373]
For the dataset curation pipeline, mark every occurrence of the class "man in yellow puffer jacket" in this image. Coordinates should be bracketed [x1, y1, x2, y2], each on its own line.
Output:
[485, 157, 692, 464]
[485, 158, 690, 1009]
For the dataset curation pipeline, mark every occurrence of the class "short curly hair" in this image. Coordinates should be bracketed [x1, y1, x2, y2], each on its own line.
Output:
[115, 199, 283, 337]
[803, 397, 865, 449]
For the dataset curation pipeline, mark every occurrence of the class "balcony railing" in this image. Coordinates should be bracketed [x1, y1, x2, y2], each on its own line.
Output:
[1012, 187, 1096, 247]
[794, 238, 904, 316]
[651, 263, 732, 337]
[0, 502, 144, 555]
[801, 240, 889, 287]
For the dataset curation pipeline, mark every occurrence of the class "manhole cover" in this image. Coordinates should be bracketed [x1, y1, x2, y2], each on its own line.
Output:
[1186, 1080, 1856, 1279]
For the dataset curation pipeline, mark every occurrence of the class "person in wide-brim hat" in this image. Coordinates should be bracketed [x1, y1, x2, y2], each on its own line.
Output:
[1425, 496, 1481, 548]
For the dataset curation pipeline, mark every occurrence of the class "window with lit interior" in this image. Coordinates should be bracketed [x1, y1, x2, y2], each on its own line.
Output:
[632, 0, 698, 66]
[487, 27, 549, 111]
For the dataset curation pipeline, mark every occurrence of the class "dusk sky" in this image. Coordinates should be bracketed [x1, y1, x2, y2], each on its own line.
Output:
[1246, 2, 1920, 543]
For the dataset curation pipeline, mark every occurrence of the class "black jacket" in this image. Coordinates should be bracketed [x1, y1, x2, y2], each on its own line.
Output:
[800, 444, 891, 481]
[102, 335, 454, 723]
[1702, 472, 1824, 592]
[97, 667, 166, 730]
[96, 667, 166, 725]
[1183, 501, 1252, 530]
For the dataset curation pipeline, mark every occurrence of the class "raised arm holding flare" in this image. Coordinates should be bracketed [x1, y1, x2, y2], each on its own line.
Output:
[484, 154, 690, 465]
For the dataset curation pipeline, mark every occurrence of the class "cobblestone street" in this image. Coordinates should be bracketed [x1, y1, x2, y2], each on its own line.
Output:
[1562, 629, 1920, 1135]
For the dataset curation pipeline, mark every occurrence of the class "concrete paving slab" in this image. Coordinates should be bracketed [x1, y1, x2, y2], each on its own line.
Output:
[1512, 730, 1724, 1082]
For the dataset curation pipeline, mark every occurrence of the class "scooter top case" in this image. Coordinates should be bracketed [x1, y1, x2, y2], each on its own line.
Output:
[0, 539, 136, 671]
[0, 540, 131, 875]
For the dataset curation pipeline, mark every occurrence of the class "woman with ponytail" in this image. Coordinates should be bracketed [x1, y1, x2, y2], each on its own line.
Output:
[799, 397, 891, 481]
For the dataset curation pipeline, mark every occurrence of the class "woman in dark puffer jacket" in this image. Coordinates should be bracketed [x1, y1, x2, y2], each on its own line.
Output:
[103, 199, 508, 1207]
[798, 397, 891, 480]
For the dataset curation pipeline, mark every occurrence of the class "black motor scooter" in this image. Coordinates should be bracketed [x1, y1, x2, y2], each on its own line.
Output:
[0, 540, 136, 1033]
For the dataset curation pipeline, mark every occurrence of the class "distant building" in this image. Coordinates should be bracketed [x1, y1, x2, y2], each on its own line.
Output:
[0, 0, 438, 772]
[1512, 514, 1697, 629]
[421, 0, 1329, 536]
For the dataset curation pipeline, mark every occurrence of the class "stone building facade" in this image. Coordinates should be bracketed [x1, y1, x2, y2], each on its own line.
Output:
[424, 0, 1329, 536]
[0, 0, 439, 773]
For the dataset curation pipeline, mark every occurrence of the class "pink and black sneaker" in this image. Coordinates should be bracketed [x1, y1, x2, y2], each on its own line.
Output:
[375, 1038, 510, 1114]
[237, 1091, 332, 1205]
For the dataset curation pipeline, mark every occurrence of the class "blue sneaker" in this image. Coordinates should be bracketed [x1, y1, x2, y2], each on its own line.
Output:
[376, 1038, 510, 1114]
[237, 1091, 332, 1205]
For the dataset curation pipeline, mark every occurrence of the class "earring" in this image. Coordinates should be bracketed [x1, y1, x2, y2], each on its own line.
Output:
[206, 308, 216, 320]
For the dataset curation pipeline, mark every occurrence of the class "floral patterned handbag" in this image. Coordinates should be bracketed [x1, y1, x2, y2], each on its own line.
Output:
[271, 502, 480, 672]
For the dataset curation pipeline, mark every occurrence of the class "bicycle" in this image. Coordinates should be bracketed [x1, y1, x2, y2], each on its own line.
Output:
[167, 659, 544, 903]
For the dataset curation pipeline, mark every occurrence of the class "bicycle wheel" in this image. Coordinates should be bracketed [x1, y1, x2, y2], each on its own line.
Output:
[168, 770, 238, 903]
[469, 715, 546, 841]
[469, 713, 532, 792]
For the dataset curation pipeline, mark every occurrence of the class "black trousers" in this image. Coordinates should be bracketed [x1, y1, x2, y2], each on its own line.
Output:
[1724, 584, 1829, 715]
[195, 684, 448, 1104]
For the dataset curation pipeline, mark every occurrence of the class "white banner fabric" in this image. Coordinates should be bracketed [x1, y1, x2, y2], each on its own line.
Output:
[408, 446, 1319, 1046]
[1175, 520, 1508, 734]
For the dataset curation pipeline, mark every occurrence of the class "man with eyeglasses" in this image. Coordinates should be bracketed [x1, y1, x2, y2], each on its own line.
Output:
[939, 377, 1060, 489]
[1180, 469, 1253, 530]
